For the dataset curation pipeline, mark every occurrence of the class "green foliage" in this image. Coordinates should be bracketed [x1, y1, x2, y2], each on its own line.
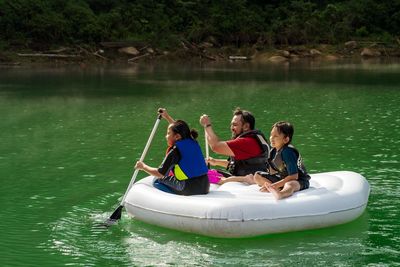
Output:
[63, 0, 103, 43]
[356, 26, 369, 37]
[0, 0, 398, 49]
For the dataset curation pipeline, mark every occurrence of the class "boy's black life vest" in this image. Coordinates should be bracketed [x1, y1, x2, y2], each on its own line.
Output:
[227, 130, 270, 176]
[268, 144, 310, 180]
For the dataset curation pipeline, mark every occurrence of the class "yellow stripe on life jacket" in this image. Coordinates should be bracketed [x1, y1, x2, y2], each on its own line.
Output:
[174, 164, 189, 181]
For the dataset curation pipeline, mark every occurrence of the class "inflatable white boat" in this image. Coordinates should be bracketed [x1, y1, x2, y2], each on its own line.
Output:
[124, 171, 370, 238]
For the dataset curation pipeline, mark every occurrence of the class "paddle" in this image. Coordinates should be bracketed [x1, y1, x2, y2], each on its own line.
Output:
[205, 127, 223, 184]
[205, 128, 210, 168]
[105, 112, 162, 226]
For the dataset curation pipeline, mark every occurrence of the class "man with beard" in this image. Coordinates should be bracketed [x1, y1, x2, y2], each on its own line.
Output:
[199, 108, 270, 179]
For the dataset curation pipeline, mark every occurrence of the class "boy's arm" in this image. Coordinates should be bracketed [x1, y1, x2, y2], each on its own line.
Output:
[270, 173, 298, 189]
[271, 147, 299, 188]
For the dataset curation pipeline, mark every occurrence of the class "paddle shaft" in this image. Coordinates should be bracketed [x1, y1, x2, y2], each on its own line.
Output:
[205, 129, 209, 158]
[119, 114, 162, 206]
[205, 128, 210, 168]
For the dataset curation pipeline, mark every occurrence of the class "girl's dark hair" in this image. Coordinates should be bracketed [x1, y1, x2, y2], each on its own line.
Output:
[233, 107, 255, 130]
[171, 120, 198, 140]
[273, 121, 294, 143]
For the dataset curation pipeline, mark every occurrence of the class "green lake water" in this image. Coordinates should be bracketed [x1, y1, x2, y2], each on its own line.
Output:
[1, 61, 399, 266]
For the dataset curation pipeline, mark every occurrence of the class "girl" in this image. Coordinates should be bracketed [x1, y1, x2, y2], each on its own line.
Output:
[135, 110, 209, 195]
[254, 121, 310, 200]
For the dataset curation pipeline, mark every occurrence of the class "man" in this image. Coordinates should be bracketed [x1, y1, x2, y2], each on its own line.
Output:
[199, 108, 270, 177]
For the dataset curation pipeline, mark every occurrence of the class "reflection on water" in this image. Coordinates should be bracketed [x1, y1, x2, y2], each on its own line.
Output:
[45, 191, 370, 266]
[122, 217, 370, 266]
[1, 61, 400, 266]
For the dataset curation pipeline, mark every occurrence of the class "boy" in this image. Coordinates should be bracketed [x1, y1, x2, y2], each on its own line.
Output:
[254, 121, 310, 200]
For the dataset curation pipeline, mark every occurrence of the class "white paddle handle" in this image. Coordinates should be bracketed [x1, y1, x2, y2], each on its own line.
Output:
[120, 115, 162, 205]
[205, 128, 209, 159]
[205, 128, 211, 170]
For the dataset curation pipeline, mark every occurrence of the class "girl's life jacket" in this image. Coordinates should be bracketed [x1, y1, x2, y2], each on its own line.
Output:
[173, 139, 208, 181]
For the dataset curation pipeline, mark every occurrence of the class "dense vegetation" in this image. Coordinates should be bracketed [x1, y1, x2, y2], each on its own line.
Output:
[0, 0, 399, 50]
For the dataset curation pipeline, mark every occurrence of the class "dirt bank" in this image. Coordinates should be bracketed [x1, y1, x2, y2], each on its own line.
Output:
[1, 41, 399, 67]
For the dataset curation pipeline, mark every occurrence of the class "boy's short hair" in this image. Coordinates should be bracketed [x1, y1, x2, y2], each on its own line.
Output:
[233, 107, 255, 130]
[273, 121, 294, 143]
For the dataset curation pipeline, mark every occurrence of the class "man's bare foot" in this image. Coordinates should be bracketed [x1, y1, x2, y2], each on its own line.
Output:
[218, 178, 226, 185]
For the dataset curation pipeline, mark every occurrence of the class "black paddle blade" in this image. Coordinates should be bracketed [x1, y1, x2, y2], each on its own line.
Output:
[110, 205, 123, 220]
[103, 205, 123, 227]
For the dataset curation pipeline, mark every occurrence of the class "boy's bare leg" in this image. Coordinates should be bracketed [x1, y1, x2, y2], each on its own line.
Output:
[267, 185, 282, 199]
[268, 181, 300, 200]
[254, 172, 271, 187]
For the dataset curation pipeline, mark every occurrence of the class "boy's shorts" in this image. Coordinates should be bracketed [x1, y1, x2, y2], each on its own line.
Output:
[256, 171, 310, 191]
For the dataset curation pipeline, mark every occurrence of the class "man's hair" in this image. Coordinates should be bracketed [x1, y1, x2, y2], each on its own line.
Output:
[272, 121, 294, 143]
[233, 107, 255, 130]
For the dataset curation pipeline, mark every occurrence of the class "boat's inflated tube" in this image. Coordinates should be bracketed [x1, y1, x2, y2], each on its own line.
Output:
[125, 171, 370, 238]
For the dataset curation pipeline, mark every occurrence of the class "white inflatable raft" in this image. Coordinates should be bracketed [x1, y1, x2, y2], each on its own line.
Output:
[124, 171, 370, 238]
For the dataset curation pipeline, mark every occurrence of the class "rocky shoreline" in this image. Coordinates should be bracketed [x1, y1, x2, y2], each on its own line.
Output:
[1, 40, 400, 67]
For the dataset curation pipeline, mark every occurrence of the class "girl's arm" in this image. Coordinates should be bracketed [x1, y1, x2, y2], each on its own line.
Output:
[158, 108, 175, 124]
[135, 161, 163, 178]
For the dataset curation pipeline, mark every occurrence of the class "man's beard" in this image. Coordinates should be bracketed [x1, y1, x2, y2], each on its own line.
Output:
[231, 132, 240, 139]
[232, 128, 247, 139]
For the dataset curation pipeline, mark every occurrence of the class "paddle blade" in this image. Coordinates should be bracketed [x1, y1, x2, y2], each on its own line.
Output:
[104, 205, 123, 226]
